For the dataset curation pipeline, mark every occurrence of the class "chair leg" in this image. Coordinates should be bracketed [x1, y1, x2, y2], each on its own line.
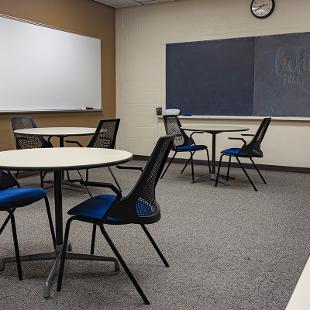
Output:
[86, 169, 89, 182]
[44, 197, 56, 250]
[57, 218, 74, 291]
[9, 210, 23, 280]
[180, 152, 194, 174]
[0, 213, 11, 235]
[190, 151, 195, 182]
[141, 224, 169, 267]
[249, 157, 267, 184]
[226, 156, 232, 181]
[235, 157, 257, 191]
[215, 154, 224, 187]
[99, 224, 150, 305]
[108, 167, 122, 193]
[160, 151, 176, 179]
[77, 170, 93, 197]
[40, 171, 44, 188]
[66, 170, 71, 182]
[206, 148, 211, 174]
[90, 224, 96, 255]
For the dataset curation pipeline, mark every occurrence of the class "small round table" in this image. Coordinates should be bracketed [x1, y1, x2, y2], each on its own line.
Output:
[181, 126, 249, 181]
[14, 127, 97, 147]
[0, 147, 132, 298]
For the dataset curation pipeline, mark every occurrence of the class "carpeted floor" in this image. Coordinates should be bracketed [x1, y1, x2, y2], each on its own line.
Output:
[0, 161, 310, 310]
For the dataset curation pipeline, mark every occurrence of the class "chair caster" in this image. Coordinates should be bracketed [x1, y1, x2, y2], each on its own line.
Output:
[115, 260, 120, 272]
[0, 259, 4, 272]
[67, 242, 72, 252]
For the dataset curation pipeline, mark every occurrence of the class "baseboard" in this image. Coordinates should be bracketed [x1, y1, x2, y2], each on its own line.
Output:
[133, 155, 310, 174]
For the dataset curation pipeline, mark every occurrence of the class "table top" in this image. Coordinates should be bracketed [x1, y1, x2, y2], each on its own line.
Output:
[181, 126, 249, 133]
[14, 127, 97, 137]
[0, 147, 132, 171]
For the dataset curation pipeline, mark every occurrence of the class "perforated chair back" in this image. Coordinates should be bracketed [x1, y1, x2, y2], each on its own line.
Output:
[11, 116, 51, 149]
[108, 135, 174, 224]
[88, 119, 120, 149]
[163, 115, 193, 149]
[241, 117, 271, 157]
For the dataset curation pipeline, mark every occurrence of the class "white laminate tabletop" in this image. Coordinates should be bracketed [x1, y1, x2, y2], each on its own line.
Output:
[181, 126, 249, 133]
[0, 147, 132, 170]
[14, 127, 97, 137]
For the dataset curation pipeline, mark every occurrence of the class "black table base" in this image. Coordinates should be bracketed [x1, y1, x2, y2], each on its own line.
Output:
[0, 247, 119, 298]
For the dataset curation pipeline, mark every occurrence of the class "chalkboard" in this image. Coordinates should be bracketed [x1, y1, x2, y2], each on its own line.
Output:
[254, 33, 310, 116]
[166, 32, 310, 117]
[166, 38, 255, 116]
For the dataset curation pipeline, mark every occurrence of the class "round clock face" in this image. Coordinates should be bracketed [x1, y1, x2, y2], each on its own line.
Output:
[251, 0, 275, 19]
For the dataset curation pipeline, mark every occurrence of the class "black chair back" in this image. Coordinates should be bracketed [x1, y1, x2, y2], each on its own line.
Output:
[162, 115, 193, 149]
[88, 119, 120, 149]
[0, 171, 19, 190]
[107, 135, 174, 224]
[11, 116, 51, 149]
[241, 117, 271, 157]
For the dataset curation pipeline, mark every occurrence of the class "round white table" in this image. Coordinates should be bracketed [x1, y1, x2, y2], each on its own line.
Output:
[14, 127, 97, 147]
[0, 147, 132, 298]
[181, 126, 249, 180]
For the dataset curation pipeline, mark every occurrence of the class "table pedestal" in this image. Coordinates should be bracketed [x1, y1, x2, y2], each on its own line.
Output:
[0, 247, 119, 298]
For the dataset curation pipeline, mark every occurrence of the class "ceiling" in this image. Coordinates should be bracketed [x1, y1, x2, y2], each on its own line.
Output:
[94, 0, 178, 9]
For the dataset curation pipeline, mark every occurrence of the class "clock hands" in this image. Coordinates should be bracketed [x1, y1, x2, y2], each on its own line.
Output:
[253, 4, 271, 12]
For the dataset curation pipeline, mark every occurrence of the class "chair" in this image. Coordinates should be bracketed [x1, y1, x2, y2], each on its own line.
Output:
[0, 170, 56, 280]
[66, 119, 121, 190]
[11, 116, 52, 187]
[161, 115, 211, 182]
[215, 117, 271, 191]
[57, 135, 174, 305]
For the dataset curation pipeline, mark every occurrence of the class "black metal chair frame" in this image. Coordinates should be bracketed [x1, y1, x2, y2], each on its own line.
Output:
[57, 135, 174, 305]
[160, 115, 211, 182]
[66, 119, 121, 191]
[11, 116, 52, 187]
[0, 171, 56, 280]
[215, 118, 271, 191]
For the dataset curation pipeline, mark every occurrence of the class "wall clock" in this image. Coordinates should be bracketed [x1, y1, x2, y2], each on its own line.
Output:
[251, 0, 275, 19]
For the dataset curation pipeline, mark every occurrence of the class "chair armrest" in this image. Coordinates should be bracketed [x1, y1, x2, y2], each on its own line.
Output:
[189, 131, 204, 138]
[65, 140, 83, 147]
[228, 137, 247, 146]
[80, 180, 122, 197]
[116, 165, 143, 173]
[241, 133, 254, 137]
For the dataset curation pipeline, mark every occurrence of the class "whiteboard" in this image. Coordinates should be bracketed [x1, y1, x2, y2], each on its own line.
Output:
[0, 16, 101, 112]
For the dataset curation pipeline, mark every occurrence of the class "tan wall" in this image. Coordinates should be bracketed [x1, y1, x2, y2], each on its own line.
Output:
[0, 0, 115, 149]
[116, 0, 310, 168]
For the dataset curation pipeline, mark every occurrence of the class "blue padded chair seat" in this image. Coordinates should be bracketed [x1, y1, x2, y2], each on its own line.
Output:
[0, 188, 47, 210]
[175, 144, 206, 152]
[221, 148, 249, 157]
[68, 194, 119, 222]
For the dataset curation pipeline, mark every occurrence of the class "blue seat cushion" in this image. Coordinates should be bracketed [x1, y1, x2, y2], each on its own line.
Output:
[0, 188, 47, 210]
[221, 148, 249, 157]
[68, 194, 119, 222]
[176, 144, 207, 152]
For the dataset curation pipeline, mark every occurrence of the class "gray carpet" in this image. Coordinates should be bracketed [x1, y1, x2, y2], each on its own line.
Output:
[0, 161, 310, 310]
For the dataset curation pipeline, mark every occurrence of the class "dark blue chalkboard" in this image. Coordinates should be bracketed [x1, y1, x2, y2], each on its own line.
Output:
[254, 32, 310, 117]
[166, 32, 310, 117]
[166, 38, 255, 116]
